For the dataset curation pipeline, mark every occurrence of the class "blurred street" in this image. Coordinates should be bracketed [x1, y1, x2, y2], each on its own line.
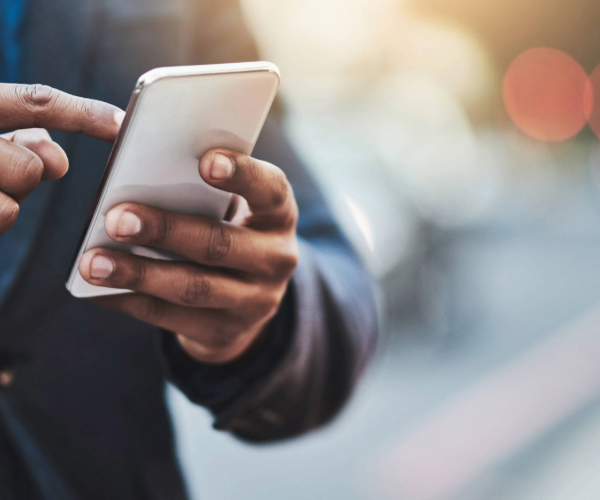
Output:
[169, 0, 600, 498]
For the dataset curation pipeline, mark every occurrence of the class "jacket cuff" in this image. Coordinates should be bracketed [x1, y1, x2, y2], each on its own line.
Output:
[207, 240, 326, 439]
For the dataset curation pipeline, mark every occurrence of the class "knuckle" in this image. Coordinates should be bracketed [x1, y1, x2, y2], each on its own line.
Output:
[179, 270, 211, 306]
[254, 289, 283, 319]
[206, 222, 232, 262]
[138, 297, 165, 324]
[280, 249, 300, 275]
[18, 84, 57, 111]
[149, 213, 174, 245]
[244, 156, 261, 186]
[78, 98, 97, 122]
[266, 243, 299, 280]
[268, 170, 290, 209]
[124, 260, 147, 289]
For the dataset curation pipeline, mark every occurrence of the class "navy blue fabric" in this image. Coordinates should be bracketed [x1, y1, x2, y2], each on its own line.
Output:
[0, 0, 52, 308]
[0, 0, 24, 82]
[0, 395, 77, 500]
[0, 6, 68, 495]
[0, 185, 53, 305]
[0, 0, 25, 302]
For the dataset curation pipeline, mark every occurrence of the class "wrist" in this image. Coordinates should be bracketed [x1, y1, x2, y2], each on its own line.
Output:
[175, 323, 270, 365]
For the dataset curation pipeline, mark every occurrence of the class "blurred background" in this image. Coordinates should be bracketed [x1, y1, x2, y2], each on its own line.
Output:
[169, 0, 600, 498]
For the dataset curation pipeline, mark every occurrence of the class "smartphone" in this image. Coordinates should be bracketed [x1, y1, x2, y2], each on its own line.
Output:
[66, 62, 280, 298]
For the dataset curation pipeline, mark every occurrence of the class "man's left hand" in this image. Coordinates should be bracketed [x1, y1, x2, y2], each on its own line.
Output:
[79, 149, 299, 364]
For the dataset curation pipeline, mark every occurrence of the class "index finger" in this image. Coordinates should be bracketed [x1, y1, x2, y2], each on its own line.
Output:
[0, 84, 124, 142]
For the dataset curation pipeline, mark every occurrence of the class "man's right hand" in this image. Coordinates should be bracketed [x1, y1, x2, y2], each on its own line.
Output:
[0, 84, 124, 236]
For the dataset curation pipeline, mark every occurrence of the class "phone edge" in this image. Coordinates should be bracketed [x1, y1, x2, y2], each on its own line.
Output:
[65, 63, 281, 294]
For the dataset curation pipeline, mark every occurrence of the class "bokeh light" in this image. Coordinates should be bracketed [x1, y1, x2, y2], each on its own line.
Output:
[587, 63, 600, 139]
[369, 73, 501, 228]
[242, 0, 394, 74]
[387, 17, 497, 115]
[503, 48, 593, 142]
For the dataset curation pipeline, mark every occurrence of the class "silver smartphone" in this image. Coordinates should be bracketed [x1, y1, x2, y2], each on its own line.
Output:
[66, 62, 280, 298]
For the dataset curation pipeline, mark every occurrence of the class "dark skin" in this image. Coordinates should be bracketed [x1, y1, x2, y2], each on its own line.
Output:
[0, 84, 299, 365]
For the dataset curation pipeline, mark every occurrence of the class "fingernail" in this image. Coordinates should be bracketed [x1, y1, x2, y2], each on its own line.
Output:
[211, 153, 233, 180]
[117, 211, 141, 237]
[90, 255, 114, 279]
[114, 110, 126, 128]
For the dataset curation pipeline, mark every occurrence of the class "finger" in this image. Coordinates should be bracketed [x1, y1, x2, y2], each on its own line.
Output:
[0, 84, 124, 142]
[0, 192, 19, 236]
[103, 203, 298, 278]
[2, 129, 69, 180]
[92, 294, 257, 362]
[0, 137, 44, 202]
[93, 293, 216, 337]
[198, 149, 298, 228]
[78, 248, 274, 313]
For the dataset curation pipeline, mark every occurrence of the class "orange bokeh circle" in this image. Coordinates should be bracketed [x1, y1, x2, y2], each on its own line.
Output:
[587, 64, 600, 139]
[503, 48, 593, 142]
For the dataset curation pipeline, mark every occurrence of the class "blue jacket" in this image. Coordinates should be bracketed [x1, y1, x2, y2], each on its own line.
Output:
[0, 0, 378, 498]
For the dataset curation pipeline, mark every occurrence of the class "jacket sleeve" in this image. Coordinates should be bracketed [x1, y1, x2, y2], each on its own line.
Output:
[157, 0, 379, 442]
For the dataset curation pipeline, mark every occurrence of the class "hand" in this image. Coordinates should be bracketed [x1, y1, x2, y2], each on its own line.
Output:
[80, 149, 300, 364]
[0, 84, 124, 236]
